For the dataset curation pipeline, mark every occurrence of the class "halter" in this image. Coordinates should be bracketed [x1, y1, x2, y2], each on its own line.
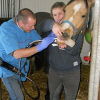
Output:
[61, 12, 90, 38]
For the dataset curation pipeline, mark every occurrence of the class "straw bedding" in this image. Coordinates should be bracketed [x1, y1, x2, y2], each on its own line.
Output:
[1, 64, 90, 100]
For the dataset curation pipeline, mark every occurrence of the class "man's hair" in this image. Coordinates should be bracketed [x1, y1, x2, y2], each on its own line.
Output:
[16, 8, 36, 23]
[51, 2, 66, 16]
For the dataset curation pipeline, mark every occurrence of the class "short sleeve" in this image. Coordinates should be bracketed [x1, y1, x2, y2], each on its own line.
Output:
[0, 24, 20, 54]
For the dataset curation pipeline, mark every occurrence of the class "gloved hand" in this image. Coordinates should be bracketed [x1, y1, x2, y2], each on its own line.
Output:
[48, 31, 56, 37]
[36, 32, 56, 52]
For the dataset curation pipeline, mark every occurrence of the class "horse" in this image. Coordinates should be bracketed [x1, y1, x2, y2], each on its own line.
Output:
[57, 0, 95, 47]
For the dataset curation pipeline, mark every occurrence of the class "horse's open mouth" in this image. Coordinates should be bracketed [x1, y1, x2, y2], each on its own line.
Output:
[54, 32, 75, 47]
[62, 33, 69, 39]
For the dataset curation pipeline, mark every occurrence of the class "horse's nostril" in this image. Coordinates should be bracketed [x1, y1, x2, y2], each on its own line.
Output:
[62, 33, 69, 39]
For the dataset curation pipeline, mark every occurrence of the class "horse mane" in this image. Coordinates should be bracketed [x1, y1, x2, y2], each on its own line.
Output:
[64, 0, 89, 9]
[84, 0, 88, 9]
[67, 0, 75, 5]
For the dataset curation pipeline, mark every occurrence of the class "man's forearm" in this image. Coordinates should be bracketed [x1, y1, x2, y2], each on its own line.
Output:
[13, 46, 38, 59]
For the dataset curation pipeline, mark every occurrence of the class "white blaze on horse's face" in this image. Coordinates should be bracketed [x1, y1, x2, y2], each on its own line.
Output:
[63, 3, 82, 31]
[74, 4, 82, 14]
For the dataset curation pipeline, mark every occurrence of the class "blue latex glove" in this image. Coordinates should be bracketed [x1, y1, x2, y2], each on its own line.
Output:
[48, 31, 57, 37]
[36, 32, 56, 52]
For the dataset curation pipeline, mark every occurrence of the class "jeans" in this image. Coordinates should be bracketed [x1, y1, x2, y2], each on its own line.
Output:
[2, 75, 24, 100]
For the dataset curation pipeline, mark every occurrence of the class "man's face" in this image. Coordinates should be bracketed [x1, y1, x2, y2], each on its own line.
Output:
[20, 17, 36, 33]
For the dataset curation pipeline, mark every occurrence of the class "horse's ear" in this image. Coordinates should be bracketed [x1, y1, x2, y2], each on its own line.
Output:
[88, 0, 95, 8]
[91, 0, 95, 4]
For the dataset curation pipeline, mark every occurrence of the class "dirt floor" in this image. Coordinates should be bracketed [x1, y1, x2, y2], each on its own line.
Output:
[1, 64, 90, 100]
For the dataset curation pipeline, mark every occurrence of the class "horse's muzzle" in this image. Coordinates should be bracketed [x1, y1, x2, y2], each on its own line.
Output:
[62, 33, 69, 40]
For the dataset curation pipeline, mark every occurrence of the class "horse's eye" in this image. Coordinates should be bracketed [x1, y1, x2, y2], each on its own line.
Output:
[82, 15, 86, 18]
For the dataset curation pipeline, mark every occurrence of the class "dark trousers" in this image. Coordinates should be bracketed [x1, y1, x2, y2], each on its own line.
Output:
[48, 68, 80, 100]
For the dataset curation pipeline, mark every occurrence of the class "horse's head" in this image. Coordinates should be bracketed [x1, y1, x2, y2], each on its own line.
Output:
[59, 0, 95, 47]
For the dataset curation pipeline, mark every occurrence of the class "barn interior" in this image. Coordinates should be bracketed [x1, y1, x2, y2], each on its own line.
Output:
[0, 0, 98, 100]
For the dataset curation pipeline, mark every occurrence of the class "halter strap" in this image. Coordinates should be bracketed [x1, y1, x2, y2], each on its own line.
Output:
[61, 12, 90, 34]
[62, 20, 76, 31]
